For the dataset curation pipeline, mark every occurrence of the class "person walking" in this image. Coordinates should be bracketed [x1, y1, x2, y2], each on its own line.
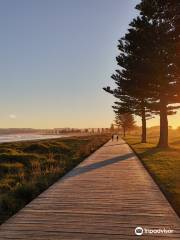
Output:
[111, 134, 114, 141]
[117, 135, 119, 141]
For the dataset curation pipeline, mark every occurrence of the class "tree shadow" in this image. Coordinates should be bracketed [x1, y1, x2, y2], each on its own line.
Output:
[139, 147, 162, 158]
[139, 146, 178, 158]
[64, 152, 134, 179]
[170, 140, 180, 145]
[102, 143, 125, 147]
[130, 142, 142, 145]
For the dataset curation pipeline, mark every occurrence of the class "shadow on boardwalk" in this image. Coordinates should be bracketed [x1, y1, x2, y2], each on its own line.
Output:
[66, 152, 134, 178]
[102, 143, 126, 147]
[0, 139, 179, 240]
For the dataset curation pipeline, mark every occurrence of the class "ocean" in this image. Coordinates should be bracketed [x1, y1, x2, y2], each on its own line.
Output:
[0, 134, 65, 143]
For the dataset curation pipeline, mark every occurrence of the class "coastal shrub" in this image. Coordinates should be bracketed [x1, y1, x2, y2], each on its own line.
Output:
[40, 159, 59, 174]
[0, 134, 110, 224]
[0, 148, 17, 154]
[13, 183, 37, 203]
[34, 176, 49, 191]
[23, 143, 49, 154]
[0, 193, 23, 224]
[49, 143, 70, 154]
[0, 162, 24, 175]
[0, 153, 37, 168]
[0, 182, 12, 192]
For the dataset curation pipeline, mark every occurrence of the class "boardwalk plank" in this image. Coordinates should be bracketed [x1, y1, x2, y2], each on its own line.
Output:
[0, 138, 179, 239]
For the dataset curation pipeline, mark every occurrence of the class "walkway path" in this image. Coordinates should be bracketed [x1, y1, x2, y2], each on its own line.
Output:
[0, 138, 179, 239]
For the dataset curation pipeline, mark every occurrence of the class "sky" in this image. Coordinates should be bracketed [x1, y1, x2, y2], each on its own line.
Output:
[0, 0, 179, 129]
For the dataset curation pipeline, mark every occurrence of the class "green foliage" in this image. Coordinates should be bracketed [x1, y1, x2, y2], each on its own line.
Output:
[0, 162, 24, 175]
[0, 194, 20, 215]
[13, 183, 37, 203]
[104, 0, 180, 147]
[48, 143, 70, 154]
[115, 113, 136, 137]
[0, 134, 110, 224]
[23, 143, 49, 154]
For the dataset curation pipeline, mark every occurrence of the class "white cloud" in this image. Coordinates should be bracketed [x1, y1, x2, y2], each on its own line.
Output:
[9, 114, 17, 119]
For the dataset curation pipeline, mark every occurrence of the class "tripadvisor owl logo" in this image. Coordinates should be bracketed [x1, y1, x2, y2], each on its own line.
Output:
[135, 226, 143, 236]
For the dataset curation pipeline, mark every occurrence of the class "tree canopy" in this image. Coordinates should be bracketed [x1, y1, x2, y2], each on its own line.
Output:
[104, 0, 180, 147]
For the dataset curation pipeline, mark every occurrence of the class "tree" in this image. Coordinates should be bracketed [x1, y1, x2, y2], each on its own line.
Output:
[135, 0, 180, 148]
[110, 123, 115, 133]
[104, 16, 154, 143]
[115, 113, 136, 137]
[104, 0, 180, 148]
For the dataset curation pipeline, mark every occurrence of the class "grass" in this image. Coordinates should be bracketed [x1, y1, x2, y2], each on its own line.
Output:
[124, 128, 180, 217]
[0, 134, 110, 224]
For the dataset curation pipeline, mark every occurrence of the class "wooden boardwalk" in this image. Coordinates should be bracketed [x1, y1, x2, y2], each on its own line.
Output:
[0, 138, 179, 239]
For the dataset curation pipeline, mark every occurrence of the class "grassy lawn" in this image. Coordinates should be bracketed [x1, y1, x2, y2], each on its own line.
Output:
[0, 134, 110, 224]
[124, 128, 180, 217]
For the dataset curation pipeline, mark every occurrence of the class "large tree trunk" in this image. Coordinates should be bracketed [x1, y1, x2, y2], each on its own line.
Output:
[141, 108, 147, 143]
[158, 102, 168, 148]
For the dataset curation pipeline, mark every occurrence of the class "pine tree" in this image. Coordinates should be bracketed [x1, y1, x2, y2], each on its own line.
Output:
[110, 123, 115, 133]
[104, 16, 154, 143]
[105, 0, 180, 147]
[115, 113, 135, 137]
[135, 0, 180, 148]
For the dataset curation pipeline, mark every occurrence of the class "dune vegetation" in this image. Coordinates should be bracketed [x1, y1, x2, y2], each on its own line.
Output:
[0, 134, 110, 224]
[124, 127, 180, 217]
